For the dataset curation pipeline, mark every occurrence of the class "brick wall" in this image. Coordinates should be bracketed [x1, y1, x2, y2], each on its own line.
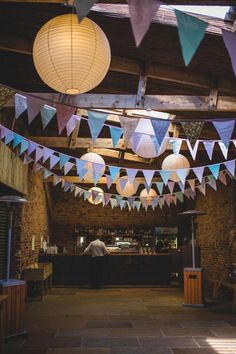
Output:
[50, 185, 190, 252]
[195, 180, 236, 283]
[12, 171, 51, 277]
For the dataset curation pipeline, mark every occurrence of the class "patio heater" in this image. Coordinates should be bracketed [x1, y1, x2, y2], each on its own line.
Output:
[178, 210, 206, 307]
[0, 195, 28, 339]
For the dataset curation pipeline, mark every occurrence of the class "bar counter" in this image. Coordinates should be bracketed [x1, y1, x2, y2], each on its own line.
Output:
[38, 253, 171, 286]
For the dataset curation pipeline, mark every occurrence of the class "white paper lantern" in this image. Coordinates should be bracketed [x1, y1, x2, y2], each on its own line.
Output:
[140, 188, 157, 206]
[33, 14, 111, 94]
[88, 187, 104, 205]
[116, 176, 138, 197]
[161, 154, 190, 182]
[80, 152, 105, 181]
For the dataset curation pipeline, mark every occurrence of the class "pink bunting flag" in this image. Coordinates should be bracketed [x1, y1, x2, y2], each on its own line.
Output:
[35, 147, 44, 162]
[74, 186, 81, 198]
[104, 193, 112, 206]
[66, 115, 81, 136]
[219, 171, 227, 186]
[26, 95, 45, 124]
[56, 103, 76, 135]
[127, 0, 161, 47]
[105, 175, 113, 190]
[167, 181, 175, 194]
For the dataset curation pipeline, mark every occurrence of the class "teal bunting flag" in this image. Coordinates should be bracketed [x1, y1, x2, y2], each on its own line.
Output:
[175, 10, 208, 66]
[75, 0, 97, 22]
[155, 182, 164, 195]
[88, 111, 108, 142]
[208, 163, 220, 180]
[41, 105, 56, 130]
[15, 93, 27, 119]
[59, 153, 70, 169]
[159, 170, 171, 185]
[176, 168, 188, 185]
[109, 126, 123, 147]
[109, 166, 120, 182]
[13, 133, 23, 149]
[20, 140, 29, 155]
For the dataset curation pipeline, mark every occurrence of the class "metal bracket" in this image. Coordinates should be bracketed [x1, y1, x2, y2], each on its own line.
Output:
[135, 63, 148, 108]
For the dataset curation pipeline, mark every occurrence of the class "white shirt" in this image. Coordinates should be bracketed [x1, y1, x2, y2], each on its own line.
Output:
[84, 239, 109, 258]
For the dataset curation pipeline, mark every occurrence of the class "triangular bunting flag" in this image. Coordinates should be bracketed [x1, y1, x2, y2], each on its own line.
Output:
[175, 10, 208, 66]
[151, 119, 170, 146]
[109, 166, 120, 182]
[64, 162, 74, 175]
[219, 171, 227, 186]
[41, 105, 56, 130]
[50, 155, 60, 169]
[176, 191, 184, 203]
[109, 126, 123, 147]
[222, 29, 236, 78]
[20, 140, 29, 155]
[74, 186, 81, 198]
[43, 169, 53, 180]
[66, 115, 80, 137]
[15, 93, 27, 119]
[213, 120, 235, 148]
[43, 147, 54, 163]
[218, 141, 229, 159]
[53, 175, 62, 186]
[13, 133, 23, 149]
[155, 182, 164, 195]
[28, 141, 37, 155]
[110, 198, 117, 209]
[167, 181, 175, 194]
[208, 163, 220, 180]
[35, 147, 44, 162]
[88, 111, 108, 142]
[5, 131, 14, 145]
[188, 179, 195, 192]
[159, 170, 171, 185]
[56, 103, 76, 135]
[76, 159, 87, 175]
[203, 141, 215, 160]
[93, 162, 104, 185]
[127, 0, 161, 47]
[32, 162, 42, 173]
[224, 160, 235, 178]
[75, 0, 97, 22]
[23, 154, 33, 165]
[91, 189, 100, 203]
[197, 183, 206, 195]
[193, 166, 204, 183]
[176, 168, 188, 185]
[143, 169, 155, 187]
[187, 140, 199, 160]
[59, 153, 70, 169]
[119, 177, 128, 191]
[208, 175, 217, 191]
[104, 193, 112, 205]
[27, 95, 45, 124]
[119, 116, 140, 144]
[105, 175, 113, 190]
[63, 181, 72, 192]
[116, 195, 123, 207]
[126, 168, 138, 183]
[181, 121, 204, 147]
[169, 139, 182, 155]
[120, 200, 126, 210]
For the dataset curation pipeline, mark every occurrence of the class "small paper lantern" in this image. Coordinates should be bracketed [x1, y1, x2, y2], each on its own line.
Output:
[88, 187, 104, 205]
[80, 152, 105, 181]
[140, 188, 157, 206]
[116, 176, 138, 197]
[33, 14, 111, 94]
[161, 153, 190, 182]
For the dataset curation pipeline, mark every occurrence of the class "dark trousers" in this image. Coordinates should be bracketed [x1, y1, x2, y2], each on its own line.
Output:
[91, 256, 105, 288]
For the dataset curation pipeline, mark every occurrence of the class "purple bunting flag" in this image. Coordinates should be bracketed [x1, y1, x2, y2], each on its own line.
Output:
[151, 119, 170, 147]
[26, 95, 45, 124]
[222, 29, 236, 78]
[56, 103, 76, 135]
[193, 166, 204, 183]
[119, 116, 140, 144]
[143, 169, 155, 187]
[50, 155, 60, 169]
[203, 141, 215, 160]
[224, 160, 235, 177]
[213, 120, 235, 148]
[66, 115, 81, 137]
[126, 168, 138, 183]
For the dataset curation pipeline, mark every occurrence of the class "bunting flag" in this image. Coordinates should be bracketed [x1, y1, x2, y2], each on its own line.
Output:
[56, 103, 76, 134]
[193, 166, 204, 183]
[213, 120, 235, 148]
[41, 105, 56, 130]
[208, 175, 217, 191]
[119, 177, 128, 191]
[28, 141, 37, 155]
[116, 195, 123, 207]
[5, 131, 14, 145]
[203, 141, 215, 160]
[76, 159, 87, 175]
[110, 198, 117, 209]
[109, 166, 120, 182]
[170, 139, 182, 155]
[120, 116, 140, 144]
[59, 153, 70, 169]
[13, 133, 23, 149]
[126, 168, 138, 183]
[43, 147, 54, 163]
[50, 155, 60, 169]
[168, 181, 175, 194]
[53, 175, 62, 186]
[218, 141, 229, 159]
[35, 147, 44, 162]
[66, 115, 80, 137]
[143, 169, 155, 187]
[155, 182, 164, 194]
[197, 183, 206, 195]
[43, 169, 53, 180]
[105, 174, 113, 190]
[88, 111, 108, 142]
[222, 29, 236, 78]
[64, 162, 74, 175]
[109, 126, 123, 147]
[175, 10, 208, 66]
[20, 140, 29, 155]
[181, 121, 204, 147]
[127, 0, 161, 47]
[188, 179, 195, 192]
[15, 93, 28, 119]
[91, 189, 101, 203]
[208, 163, 220, 180]
[219, 171, 227, 185]
[224, 160, 235, 178]
[104, 193, 112, 205]
[120, 200, 126, 210]
[178, 181, 185, 193]
[187, 140, 199, 160]
[176, 191, 184, 203]
[75, 0, 97, 22]
[93, 163, 104, 185]
[177, 169, 188, 185]
[151, 119, 170, 147]
[159, 170, 171, 185]
[26, 95, 45, 124]
[74, 186, 81, 198]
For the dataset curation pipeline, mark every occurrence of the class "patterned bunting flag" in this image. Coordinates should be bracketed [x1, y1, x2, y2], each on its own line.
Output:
[56, 103, 76, 135]
[15, 93, 27, 119]
[75, 0, 97, 22]
[181, 121, 204, 147]
[175, 10, 208, 66]
[88, 111, 108, 142]
[127, 0, 161, 47]
[41, 105, 56, 130]
[213, 120, 235, 148]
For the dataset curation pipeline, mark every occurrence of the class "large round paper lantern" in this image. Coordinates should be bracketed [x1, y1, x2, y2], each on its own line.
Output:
[80, 152, 105, 181]
[33, 14, 111, 94]
[88, 187, 104, 205]
[116, 176, 138, 197]
[140, 188, 157, 206]
[161, 154, 190, 182]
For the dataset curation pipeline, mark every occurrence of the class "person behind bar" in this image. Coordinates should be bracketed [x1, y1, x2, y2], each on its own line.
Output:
[83, 235, 110, 288]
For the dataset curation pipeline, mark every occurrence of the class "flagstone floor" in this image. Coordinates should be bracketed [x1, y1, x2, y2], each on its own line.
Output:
[4, 287, 236, 354]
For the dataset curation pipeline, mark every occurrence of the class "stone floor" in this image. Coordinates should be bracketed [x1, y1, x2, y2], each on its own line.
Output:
[4, 287, 236, 354]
